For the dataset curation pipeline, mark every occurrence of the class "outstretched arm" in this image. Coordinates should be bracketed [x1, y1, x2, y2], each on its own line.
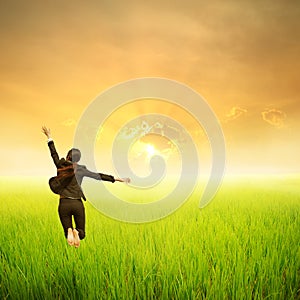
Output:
[83, 168, 130, 184]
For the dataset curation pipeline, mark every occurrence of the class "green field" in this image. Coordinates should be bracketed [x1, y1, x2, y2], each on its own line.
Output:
[0, 176, 299, 299]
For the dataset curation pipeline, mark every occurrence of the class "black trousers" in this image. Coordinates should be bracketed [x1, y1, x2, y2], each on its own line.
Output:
[58, 198, 85, 240]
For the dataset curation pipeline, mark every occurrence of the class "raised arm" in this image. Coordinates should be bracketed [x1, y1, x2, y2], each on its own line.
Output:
[42, 126, 60, 167]
[42, 126, 51, 140]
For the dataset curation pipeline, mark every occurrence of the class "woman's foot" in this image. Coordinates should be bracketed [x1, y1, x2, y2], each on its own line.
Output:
[67, 228, 74, 246]
[73, 229, 80, 248]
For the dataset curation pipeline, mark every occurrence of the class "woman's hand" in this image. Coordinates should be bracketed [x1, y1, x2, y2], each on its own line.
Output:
[42, 126, 51, 139]
[115, 177, 131, 184]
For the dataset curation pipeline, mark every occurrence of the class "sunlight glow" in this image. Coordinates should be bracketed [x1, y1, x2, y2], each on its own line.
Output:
[146, 144, 156, 158]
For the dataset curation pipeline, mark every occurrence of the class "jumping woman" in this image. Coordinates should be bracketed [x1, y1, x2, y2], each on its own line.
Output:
[42, 126, 129, 248]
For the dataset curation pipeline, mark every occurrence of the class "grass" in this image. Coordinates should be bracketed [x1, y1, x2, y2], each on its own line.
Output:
[0, 175, 299, 299]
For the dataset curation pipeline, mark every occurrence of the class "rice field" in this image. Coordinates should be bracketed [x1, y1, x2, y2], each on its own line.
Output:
[0, 175, 299, 299]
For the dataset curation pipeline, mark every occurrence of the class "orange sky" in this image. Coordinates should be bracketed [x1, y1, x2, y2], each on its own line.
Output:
[0, 0, 299, 176]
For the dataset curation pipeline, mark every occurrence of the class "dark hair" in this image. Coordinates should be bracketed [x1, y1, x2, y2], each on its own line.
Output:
[66, 148, 81, 163]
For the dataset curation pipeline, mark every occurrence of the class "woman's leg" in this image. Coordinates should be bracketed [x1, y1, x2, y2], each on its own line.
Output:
[72, 200, 86, 244]
[67, 228, 74, 246]
[73, 229, 80, 248]
[58, 199, 74, 245]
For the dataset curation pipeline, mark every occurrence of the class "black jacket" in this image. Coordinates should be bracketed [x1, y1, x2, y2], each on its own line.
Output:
[48, 140, 115, 199]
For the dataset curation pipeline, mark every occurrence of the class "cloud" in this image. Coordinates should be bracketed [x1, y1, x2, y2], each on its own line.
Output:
[225, 107, 247, 122]
[261, 109, 286, 128]
[61, 118, 76, 127]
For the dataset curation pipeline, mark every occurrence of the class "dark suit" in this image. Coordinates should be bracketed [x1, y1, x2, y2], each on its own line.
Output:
[48, 140, 115, 239]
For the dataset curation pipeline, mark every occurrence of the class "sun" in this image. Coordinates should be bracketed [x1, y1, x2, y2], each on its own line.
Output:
[145, 144, 156, 158]
[126, 134, 181, 177]
[129, 140, 159, 160]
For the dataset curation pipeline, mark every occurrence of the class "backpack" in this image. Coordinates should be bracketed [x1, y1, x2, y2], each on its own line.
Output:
[49, 164, 76, 195]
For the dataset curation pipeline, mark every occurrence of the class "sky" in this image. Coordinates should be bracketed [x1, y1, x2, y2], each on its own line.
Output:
[0, 0, 299, 177]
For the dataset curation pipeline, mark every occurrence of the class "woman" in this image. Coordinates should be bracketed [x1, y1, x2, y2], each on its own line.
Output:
[42, 126, 129, 248]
